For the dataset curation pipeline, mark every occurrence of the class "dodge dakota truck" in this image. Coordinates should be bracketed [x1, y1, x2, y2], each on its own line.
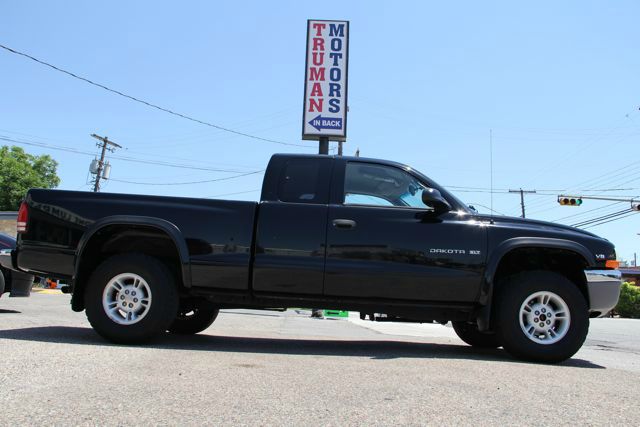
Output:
[6, 154, 622, 362]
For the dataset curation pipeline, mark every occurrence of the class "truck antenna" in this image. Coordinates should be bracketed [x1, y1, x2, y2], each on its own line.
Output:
[490, 129, 493, 219]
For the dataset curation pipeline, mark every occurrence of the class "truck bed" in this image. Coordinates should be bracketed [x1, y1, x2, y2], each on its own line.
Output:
[17, 189, 257, 290]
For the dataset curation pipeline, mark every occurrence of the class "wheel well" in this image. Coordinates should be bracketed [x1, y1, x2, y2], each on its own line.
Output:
[72, 225, 184, 311]
[493, 247, 589, 305]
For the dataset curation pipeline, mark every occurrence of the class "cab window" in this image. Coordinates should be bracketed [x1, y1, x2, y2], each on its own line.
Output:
[344, 193, 394, 206]
[278, 159, 322, 203]
[343, 162, 431, 209]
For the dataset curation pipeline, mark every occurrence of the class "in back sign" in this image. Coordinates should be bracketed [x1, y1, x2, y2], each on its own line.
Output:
[302, 20, 349, 142]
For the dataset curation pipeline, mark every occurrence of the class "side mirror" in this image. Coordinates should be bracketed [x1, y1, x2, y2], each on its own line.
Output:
[421, 188, 451, 213]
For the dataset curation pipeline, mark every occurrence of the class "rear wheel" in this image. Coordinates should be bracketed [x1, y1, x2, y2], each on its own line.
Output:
[85, 253, 179, 344]
[496, 271, 588, 363]
[168, 298, 219, 335]
[0, 269, 6, 295]
[452, 321, 501, 348]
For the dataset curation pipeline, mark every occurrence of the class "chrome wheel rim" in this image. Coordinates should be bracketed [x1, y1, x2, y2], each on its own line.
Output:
[102, 273, 152, 325]
[519, 291, 570, 345]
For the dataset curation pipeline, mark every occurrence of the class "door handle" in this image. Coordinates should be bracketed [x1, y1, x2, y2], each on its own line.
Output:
[332, 219, 356, 229]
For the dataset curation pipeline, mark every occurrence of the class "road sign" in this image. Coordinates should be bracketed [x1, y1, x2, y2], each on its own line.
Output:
[302, 20, 349, 142]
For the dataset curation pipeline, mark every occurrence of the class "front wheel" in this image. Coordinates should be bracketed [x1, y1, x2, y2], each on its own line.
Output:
[168, 298, 219, 335]
[496, 271, 589, 363]
[85, 253, 179, 344]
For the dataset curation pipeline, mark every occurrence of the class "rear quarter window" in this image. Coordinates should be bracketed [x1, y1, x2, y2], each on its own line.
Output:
[278, 159, 323, 204]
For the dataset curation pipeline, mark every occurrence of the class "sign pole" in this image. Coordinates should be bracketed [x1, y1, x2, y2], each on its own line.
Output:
[318, 136, 329, 155]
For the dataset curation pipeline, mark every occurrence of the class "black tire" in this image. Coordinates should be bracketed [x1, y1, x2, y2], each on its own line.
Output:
[168, 298, 219, 335]
[495, 270, 589, 363]
[0, 268, 8, 296]
[84, 253, 179, 344]
[0, 268, 6, 295]
[452, 321, 501, 348]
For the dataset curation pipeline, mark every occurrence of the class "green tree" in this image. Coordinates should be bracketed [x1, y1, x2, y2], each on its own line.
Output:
[0, 145, 60, 210]
[616, 282, 640, 318]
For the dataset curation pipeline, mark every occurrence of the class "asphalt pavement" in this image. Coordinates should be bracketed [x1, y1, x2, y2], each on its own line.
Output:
[1, 293, 638, 425]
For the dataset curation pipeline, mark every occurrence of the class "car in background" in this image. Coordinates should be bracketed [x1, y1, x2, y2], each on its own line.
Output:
[0, 233, 34, 297]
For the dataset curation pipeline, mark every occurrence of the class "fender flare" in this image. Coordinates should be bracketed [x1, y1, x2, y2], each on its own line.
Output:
[72, 216, 191, 311]
[476, 237, 595, 331]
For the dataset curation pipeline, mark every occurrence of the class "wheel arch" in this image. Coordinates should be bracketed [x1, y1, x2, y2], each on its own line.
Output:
[477, 237, 594, 331]
[71, 216, 191, 312]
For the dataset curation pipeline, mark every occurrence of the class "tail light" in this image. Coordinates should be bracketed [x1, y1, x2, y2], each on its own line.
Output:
[17, 201, 28, 233]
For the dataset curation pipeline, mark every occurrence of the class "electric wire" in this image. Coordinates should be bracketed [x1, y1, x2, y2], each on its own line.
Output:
[571, 209, 633, 227]
[466, 202, 508, 216]
[109, 170, 264, 186]
[207, 188, 262, 198]
[583, 211, 638, 229]
[0, 43, 310, 148]
[520, 114, 637, 188]
[0, 135, 261, 173]
[0, 128, 262, 170]
[551, 201, 625, 222]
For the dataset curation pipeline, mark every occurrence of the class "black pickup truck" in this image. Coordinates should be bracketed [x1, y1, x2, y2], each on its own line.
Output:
[4, 154, 622, 362]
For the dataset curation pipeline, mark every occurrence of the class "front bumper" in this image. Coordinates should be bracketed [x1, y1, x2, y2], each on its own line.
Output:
[584, 269, 622, 317]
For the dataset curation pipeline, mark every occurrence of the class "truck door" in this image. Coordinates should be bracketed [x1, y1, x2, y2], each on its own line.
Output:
[252, 156, 333, 295]
[324, 160, 486, 302]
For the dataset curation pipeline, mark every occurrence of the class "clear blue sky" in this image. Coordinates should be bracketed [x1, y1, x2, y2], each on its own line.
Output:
[1, 1, 639, 262]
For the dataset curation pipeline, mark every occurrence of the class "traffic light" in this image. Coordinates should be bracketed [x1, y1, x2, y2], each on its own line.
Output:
[558, 196, 583, 206]
[632, 203, 640, 211]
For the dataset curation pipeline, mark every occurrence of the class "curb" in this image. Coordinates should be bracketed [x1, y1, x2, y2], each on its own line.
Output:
[31, 289, 63, 295]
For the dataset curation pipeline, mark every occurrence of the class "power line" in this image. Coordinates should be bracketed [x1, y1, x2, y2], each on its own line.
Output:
[207, 188, 262, 198]
[0, 43, 309, 148]
[571, 209, 632, 227]
[563, 159, 640, 194]
[583, 211, 638, 229]
[109, 155, 250, 172]
[466, 202, 508, 216]
[1, 135, 96, 156]
[445, 184, 636, 193]
[0, 135, 256, 173]
[551, 201, 625, 223]
[109, 170, 264, 186]
[520, 114, 637, 187]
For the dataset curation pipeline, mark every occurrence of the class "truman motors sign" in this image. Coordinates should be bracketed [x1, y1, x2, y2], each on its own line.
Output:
[302, 20, 349, 142]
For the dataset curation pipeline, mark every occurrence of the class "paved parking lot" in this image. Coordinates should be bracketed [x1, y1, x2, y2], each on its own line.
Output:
[1, 293, 639, 425]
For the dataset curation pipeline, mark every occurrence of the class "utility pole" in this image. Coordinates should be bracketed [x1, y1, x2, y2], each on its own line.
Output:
[509, 188, 537, 218]
[90, 134, 122, 192]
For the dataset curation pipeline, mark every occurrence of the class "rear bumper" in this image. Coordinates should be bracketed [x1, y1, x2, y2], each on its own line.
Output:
[15, 245, 75, 278]
[0, 249, 34, 297]
[0, 249, 12, 270]
[585, 269, 622, 317]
